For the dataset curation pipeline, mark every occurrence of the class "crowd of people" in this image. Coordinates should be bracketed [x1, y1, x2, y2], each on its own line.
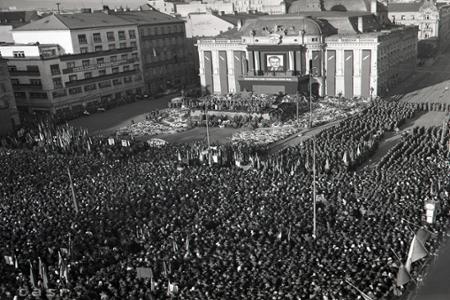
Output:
[0, 99, 448, 300]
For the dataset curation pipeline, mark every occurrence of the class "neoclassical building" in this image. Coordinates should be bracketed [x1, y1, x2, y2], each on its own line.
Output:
[197, 10, 418, 98]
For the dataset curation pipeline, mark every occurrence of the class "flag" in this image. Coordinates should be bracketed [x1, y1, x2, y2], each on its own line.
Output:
[277, 230, 282, 240]
[60, 259, 69, 283]
[396, 264, 411, 286]
[58, 251, 63, 269]
[4, 256, 13, 265]
[172, 240, 178, 253]
[342, 151, 348, 166]
[150, 273, 156, 292]
[405, 235, 428, 272]
[163, 261, 168, 278]
[324, 158, 330, 171]
[357, 145, 361, 156]
[29, 261, 35, 288]
[108, 138, 115, 146]
[14, 255, 18, 269]
[41, 261, 49, 289]
[177, 151, 182, 161]
[416, 227, 431, 245]
[38, 257, 43, 278]
[167, 281, 178, 296]
[67, 168, 79, 214]
[287, 225, 291, 242]
[346, 280, 373, 300]
[153, 48, 157, 57]
[121, 140, 129, 147]
[136, 267, 153, 279]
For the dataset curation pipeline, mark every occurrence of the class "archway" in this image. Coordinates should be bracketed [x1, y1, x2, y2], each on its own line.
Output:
[311, 82, 320, 97]
[330, 4, 347, 11]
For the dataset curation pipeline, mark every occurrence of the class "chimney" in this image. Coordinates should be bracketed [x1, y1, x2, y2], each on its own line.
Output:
[371, 0, 377, 15]
[102, 5, 110, 14]
[357, 16, 364, 33]
[237, 19, 242, 30]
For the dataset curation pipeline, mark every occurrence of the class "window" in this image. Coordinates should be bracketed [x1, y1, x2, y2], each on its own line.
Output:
[50, 64, 60, 75]
[98, 69, 106, 76]
[53, 77, 63, 89]
[107, 31, 115, 41]
[78, 34, 87, 44]
[53, 90, 67, 98]
[118, 31, 126, 40]
[109, 44, 116, 50]
[426, 15, 430, 20]
[29, 92, 47, 99]
[121, 54, 128, 60]
[112, 67, 119, 73]
[99, 81, 112, 88]
[26, 65, 39, 72]
[130, 41, 137, 48]
[13, 51, 25, 58]
[8, 66, 17, 72]
[311, 37, 318, 42]
[95, 45, 103, 51]
[123, 65, 130, 71]
[82, 60, 90, 67]
[14, 92, 26, 98]
[401, 15, 405, 20]
[80, 47, 88, 54]
[120, 42, 127, 48]
[66, 62, 75, 69]
[96, 58, 105, 65]
[134, 64, 140, 70]
[124, 76, 132, 83]
[69, 87, 82, 95]
[30, 79, 41, 86]
[110, 56, 117, 62]
[84, 84, 96, 91]
[69, 74, 78, 82]
[132, 53, 138, 59]
[93, 33, 102, 43]
[113, 78, 122, 85]
[11, 79, 19, 85]
[84, 72, 92, 79]
[129, 29, 136, 39]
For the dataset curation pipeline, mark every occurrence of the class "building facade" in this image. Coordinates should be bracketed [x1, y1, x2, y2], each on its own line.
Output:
[146, 0, 176, 15]
[0, 57, 19, 135]
[3, 12, 144, 114]
[0, 10, 40, 43]
[388, 0, 450, 49]
[114, 10, 196, 94]
[197, 14, 418, 98]
[232, 0, 287, 14]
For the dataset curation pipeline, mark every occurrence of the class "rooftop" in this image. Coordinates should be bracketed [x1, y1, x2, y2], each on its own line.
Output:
[113, 10, 184, 25]
[216, 12, 267, 26]
[0, 10, 40, 28]
[388, 0, 436, 12]
[13, 12, 134, 31]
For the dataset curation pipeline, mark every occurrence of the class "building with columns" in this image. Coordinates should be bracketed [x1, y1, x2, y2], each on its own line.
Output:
[197, 13, 418, 98]
[388, 0, 450, 50]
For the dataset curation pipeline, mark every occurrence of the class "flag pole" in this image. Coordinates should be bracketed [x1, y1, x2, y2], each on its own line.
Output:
[67, 167, 79, 214]
[205, 101, 211, 149]
[312, 138, 317, 239]
[345, 280, 374, 300]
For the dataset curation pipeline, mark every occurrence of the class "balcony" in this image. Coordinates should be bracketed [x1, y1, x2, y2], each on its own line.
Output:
[9, 70, 41, 76]
[62, 57, 139, 74]
[240, 70, 305, 82]
[59, 47, 135, 61]
[65, 69, 139, 87]
[12, 83, 43, 91]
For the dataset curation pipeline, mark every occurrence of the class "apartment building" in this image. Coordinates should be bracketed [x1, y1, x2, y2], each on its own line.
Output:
[0, 57, 19, 135]
[1, 12, 144, 115]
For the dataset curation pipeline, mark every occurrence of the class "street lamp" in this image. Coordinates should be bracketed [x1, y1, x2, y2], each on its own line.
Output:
[370, 87, 374, 102]
[337, 91, 343, 110]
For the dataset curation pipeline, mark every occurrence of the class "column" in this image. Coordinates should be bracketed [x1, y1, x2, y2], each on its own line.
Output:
[254, 50, 260, 74]
[335, 48, 345, 96]
[212, 50, 221, 94]
[353, 49, 362, 97]
[199, 50, 206, 93]
[288, 51, 294, 73]
[295, 50, 302, 74]
[227, 50, 236, 93]
[247, 50, 254, 75]
[305, 49, 312, 75]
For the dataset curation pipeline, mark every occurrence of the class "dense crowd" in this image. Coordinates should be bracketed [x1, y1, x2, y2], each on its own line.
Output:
[0, 100, 449, 300]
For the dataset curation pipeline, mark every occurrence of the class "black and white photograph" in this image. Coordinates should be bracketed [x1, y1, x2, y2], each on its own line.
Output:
[0, 0, 449, 299]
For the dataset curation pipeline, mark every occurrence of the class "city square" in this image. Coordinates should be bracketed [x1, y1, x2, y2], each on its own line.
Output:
[0, 1, 449, 299]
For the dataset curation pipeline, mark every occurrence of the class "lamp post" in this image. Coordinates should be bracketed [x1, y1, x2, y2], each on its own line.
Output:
[370, 87, 374, 102]
[312, 138, 317, 239]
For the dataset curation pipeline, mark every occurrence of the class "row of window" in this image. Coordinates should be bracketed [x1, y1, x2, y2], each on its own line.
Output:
[8, 65, 39, 72]
[141, 36, 184, 48]
[140, 24, 184, 37]
[391, 14, 433, 21]
[79, 41, 137, 54]
[11, 78, 41, 86]
[65, 53, 138, 70]
[78, 30, 136, 45]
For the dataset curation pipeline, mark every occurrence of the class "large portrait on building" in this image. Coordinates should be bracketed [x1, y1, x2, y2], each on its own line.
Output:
[265, 54, 285, 72]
